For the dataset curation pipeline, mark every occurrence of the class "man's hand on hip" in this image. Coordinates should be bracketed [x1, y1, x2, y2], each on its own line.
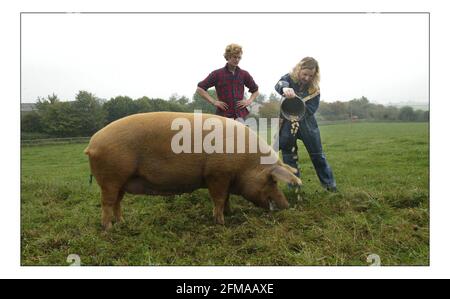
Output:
[236, 99, 251, 109]
[214, 100, 229, 111]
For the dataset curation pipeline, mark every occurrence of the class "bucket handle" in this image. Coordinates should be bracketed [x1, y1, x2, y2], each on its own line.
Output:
[294, 90, 320, 103]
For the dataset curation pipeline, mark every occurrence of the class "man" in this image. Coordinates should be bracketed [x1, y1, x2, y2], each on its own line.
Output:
[196, 43, 259, 123]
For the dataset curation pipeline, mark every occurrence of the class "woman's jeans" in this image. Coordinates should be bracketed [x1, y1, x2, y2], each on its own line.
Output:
[278, 119, 336, 188]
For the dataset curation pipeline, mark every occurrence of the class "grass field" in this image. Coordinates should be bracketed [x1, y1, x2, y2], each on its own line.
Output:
[21, 122, 429, 266]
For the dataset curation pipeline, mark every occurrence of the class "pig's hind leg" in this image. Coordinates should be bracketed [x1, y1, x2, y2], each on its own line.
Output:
[101, 186, 121, 231]
[113, 189, 125, 224]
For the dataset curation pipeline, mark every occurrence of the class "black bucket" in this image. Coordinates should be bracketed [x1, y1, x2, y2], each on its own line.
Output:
[280, 95, 306, 122]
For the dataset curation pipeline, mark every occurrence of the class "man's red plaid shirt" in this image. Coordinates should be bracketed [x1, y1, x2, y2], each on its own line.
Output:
[197, 64, 259, 119]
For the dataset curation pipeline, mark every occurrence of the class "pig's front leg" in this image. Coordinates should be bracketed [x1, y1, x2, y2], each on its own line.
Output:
[206, 177, 230, 225]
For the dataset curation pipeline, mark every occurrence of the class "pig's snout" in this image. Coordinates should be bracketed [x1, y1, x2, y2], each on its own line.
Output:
[269, 200, 277, 211]
[268, 196, 289, 211]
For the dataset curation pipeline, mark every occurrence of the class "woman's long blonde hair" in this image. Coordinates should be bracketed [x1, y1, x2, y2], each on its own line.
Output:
[290, 57, 320, 93]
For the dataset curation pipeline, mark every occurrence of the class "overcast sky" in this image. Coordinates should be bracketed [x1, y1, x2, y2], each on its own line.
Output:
[21, 13, 429, 104]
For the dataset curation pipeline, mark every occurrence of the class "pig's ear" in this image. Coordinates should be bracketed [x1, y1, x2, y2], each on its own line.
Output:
[270, 165, 302, 185]
[282, 163, 298, 175]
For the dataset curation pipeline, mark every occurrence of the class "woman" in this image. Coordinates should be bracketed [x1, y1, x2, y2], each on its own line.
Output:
[274, 57, 337, 192]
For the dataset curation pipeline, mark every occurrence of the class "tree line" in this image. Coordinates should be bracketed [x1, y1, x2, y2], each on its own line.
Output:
[257, 95, 428, 122]
[21, 91, 428, 138]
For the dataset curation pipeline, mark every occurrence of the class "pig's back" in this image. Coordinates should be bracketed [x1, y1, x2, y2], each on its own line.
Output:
[85, 112, 272, 192]
[87, 112, 194, 154]
[86, 112, 210, 192]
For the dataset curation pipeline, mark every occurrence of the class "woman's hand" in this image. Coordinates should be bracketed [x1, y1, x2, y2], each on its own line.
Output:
[214, 100, 229, 111]
[282, 88, 296, 99]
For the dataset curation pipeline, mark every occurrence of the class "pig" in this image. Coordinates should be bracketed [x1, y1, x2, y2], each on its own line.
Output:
[84, 112, 301, 230]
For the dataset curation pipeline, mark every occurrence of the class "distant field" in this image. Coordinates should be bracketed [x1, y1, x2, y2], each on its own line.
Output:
[21, 122, 429, 266]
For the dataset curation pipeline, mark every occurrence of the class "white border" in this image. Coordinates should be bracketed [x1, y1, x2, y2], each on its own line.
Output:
[2, 0, 449, 279]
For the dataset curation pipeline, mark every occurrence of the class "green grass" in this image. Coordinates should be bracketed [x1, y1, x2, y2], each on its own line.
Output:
[21, 122, 429, 266]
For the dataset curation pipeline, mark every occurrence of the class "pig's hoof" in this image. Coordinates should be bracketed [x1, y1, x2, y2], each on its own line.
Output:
[213, 208, 225, 225]
[215, 217, 225, 225]
[102, 222, 113, 231]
